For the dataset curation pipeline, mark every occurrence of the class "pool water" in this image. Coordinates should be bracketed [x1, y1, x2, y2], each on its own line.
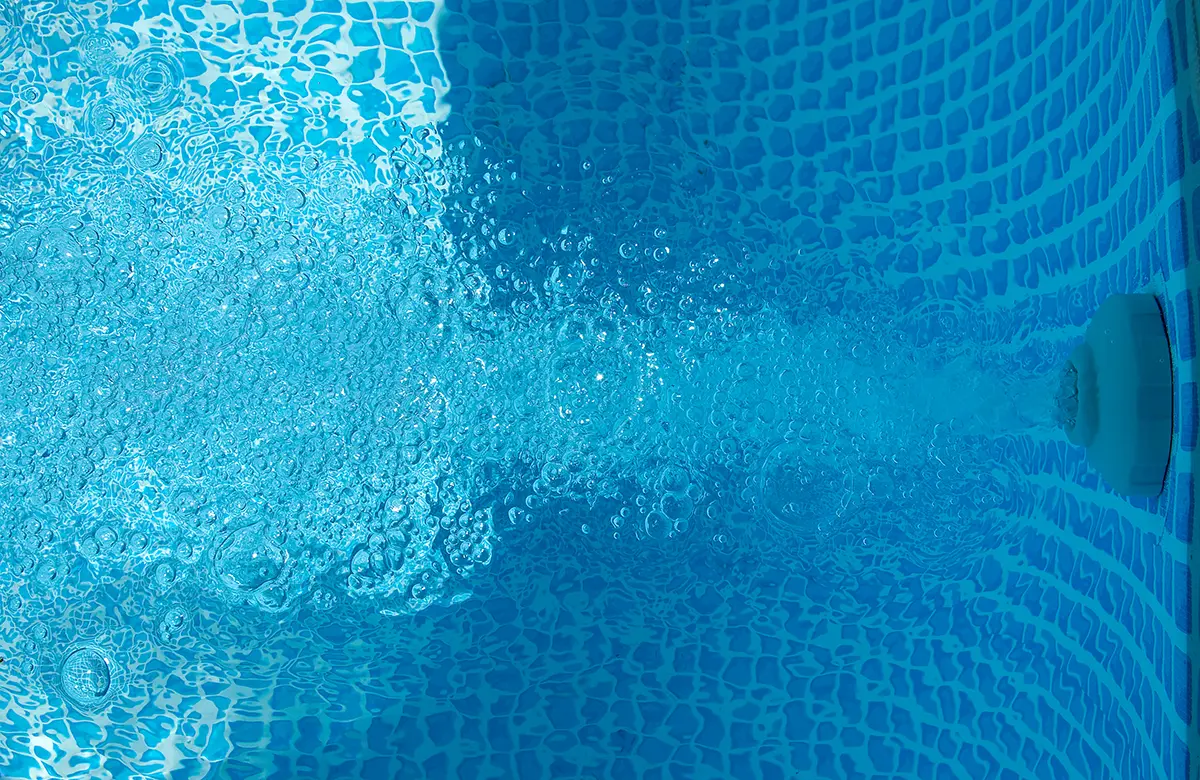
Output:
[0, 0, 1198, 778]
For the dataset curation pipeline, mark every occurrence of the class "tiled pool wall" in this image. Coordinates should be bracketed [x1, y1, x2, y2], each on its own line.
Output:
[1171, 0, 1200, 770]
[437, 0, 1200, 777]
[0, 0, 1198, 777]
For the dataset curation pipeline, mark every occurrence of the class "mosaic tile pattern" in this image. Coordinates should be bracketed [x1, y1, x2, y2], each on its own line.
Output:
[0, 0, 449, 205]
[0, 0, 1196, 779]
[433, 0, 1199, 777]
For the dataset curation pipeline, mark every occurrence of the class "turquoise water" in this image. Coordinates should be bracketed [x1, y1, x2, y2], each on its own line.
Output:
[0, 0, 1197, 777]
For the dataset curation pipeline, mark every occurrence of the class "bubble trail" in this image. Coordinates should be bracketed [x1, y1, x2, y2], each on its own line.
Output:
[0, 122, 1045, 625]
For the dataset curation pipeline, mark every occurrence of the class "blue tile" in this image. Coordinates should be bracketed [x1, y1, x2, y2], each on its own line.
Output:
[1172, 471, 1194, 543]
[1182, 383, 1199, 451]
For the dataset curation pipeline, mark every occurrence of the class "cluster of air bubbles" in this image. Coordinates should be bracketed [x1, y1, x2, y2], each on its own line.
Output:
[155, 605, 189, 642]
[1054, 362, 1079, 429]
[641, 464, 696, 541]
[0, 53, 1043, 648]
[77, 523, 148, 562]
[0, 512, 67, 591]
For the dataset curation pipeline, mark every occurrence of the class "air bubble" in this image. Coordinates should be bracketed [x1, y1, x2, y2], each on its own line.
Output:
[212, 524, 285, 595]
[79, 537, 101, 560]
[256, 585, 291, 612]
[18, 84, 42, 106]
[206, 205, 231, 229]
[58, 646, 114, 710]
[174, 539, 202, 564]
[540, 461, 570, 492]
[757, 441, 838, 534]
[34, 560, 60, 586]
[643, 511, 671, 541]
[80, 34, 118, 76]
[129, 134, 167, 172]
[309, 589, 335, 611]
[122, 49, 185, 112]
[284, 187, 307, 209]
[659, 493, 693, 522]
[27, 623, 51, 646]
[658, 465, 690, 494]
[95, 525, 118, 549]
[153, 560, 178, 589]
[127, 532, 149, 554]
[84, 99, 129, 144]
[351, 548, 373, 575]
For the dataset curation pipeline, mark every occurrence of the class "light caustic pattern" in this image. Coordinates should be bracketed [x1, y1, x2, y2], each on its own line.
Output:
[0, 0, 1048, 732]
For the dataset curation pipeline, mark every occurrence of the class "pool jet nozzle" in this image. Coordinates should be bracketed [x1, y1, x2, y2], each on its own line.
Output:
[1057, 293, 1173, 498]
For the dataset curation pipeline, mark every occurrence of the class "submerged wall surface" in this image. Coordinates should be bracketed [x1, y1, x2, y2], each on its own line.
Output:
[0, 0, 1198, 778]
[434, 0, 1200, 777]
